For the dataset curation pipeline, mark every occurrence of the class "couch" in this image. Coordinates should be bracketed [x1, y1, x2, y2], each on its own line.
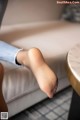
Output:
[0, 0, 80, 118]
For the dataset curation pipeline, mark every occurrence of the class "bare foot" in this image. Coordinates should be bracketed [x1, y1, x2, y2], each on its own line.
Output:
[17, 48, 58, 98]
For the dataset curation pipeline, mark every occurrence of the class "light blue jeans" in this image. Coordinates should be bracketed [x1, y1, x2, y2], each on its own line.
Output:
[0, 41, 22, 65]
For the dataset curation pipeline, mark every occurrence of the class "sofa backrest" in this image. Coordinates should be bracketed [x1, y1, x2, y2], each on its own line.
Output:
[2, 0, 64, 26]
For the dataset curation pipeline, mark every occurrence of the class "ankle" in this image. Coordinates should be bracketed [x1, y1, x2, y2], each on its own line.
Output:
[16, 50, 30, 67]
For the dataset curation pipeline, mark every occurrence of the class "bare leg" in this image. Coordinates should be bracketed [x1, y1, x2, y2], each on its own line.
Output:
[16, 48, 57, 98]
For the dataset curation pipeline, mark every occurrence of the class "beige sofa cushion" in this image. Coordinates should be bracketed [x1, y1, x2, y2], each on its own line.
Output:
[0, 21, 80, 103]
[2, 0, 64, 26]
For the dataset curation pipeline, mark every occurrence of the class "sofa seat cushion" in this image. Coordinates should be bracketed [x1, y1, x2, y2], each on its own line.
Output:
[0, 60, 39, 103]
[0, 21, 80, 103]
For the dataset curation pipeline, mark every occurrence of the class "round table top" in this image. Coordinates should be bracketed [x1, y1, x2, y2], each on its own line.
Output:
[67, 44, 80, 95]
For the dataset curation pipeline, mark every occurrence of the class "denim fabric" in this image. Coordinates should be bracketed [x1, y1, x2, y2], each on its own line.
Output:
[0, 41, 22, 65]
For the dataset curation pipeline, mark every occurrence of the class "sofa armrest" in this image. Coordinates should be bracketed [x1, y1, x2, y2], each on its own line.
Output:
[0, 63, 8, 112]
